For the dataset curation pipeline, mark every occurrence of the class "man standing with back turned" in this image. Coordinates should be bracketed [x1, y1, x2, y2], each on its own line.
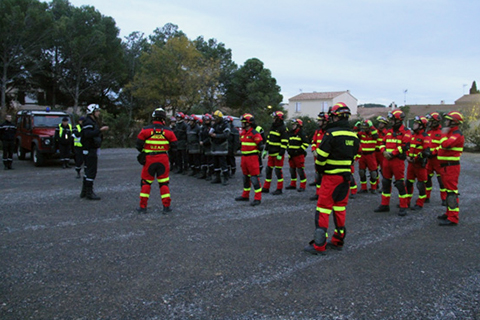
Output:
[304, 102, 359, 255]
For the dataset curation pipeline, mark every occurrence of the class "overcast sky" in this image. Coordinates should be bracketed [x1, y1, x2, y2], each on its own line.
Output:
[65, 0, 479, 106]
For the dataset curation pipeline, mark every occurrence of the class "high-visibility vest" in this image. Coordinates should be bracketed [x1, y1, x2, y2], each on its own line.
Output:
[59, 123, 72, 139]
[74, 124, 82, 147]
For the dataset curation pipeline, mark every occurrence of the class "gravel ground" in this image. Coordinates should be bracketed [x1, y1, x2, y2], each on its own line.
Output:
[1, 149, 479, 320]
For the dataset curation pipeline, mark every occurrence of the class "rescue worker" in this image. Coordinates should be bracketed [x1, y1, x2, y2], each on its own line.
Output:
[72, 116, 85, 178]
[210, 110, 231, 185]
[304, 102, 359, 255]
[436, 111, 464, 226]
[235, 113, 264, 206]
[285, 119, 309, 192]
[169, 116, 177, 170]
[405, 116, 431, 210]
[375, 116, 389, 185]
[173, 112, 188, 174]
[262, 111, 288, 195]
[199, 113, 214, 180]
[136, 107, 178, 214]
[55, 117, 73, 169]
[425, 112, 447, 206]
[0, 114, 16, 170]
[254, 122, 266, 175]
[310, 112, 329, 200]
[357, 120, 379, 193]
[226, 116, 240, 177]
[186, 115, 201, 176]
[80, 104, 109, 200]
[374, 109, 412, 216]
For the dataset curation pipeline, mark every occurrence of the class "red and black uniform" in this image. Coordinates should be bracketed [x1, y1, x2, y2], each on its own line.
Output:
[262, 122, 288, 192]
[357, 126, 379, 191]
[311, 127, 326, 195]
[379, 125, 411, 209]
[312, 119, 359, 252]
[239, 127, 263, 201]
[436, 126, 464, 224]
[426, 125, 447, 202]
[286, 127, 309, 190]
[405, 129, 431, 208]
[136, 121, 177, 210]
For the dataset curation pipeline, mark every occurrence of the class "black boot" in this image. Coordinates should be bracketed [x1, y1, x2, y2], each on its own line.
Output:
[64, 160, 71, 168]
[221, 172, 229, 186]
[197, 167, 207, 179]
[76, 169, 81, 179]
[85, 181, 101, 200]
[211, 172, 221, 184]
[80, 178, 87, 198]
[374, 205, 390, 212]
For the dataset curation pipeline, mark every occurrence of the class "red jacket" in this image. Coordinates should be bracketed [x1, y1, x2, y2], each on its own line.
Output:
[380, 125, 412, 158]
[437, 126, 464, 163]
[240, 127, 263, 155]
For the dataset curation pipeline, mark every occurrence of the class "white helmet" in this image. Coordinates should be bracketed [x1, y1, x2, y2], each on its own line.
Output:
[86, 104, 100, 114]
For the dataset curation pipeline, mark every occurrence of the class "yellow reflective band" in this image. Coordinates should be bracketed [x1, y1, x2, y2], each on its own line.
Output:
[448, 207, 460, 212]
[244, 188, 251, 192]
[140, 193, 150, 198]
[382, 193, 391, 197]
[157, 177, 169, 183]
[399, 194, 409, 199]
[242, 142, 257, 146]
[317, 149, 330, 158]
[438, 156, 460, 161]
[333, 206, 345, 211]
[161, 193, 170, 199]
[326, 159, 352, 166]
[270, 131, 281, 136]
[254, 187, 262, 193]
[331, 131, 357, 138]
[317, 207, 332, 214]
[145, 140, 169, 145]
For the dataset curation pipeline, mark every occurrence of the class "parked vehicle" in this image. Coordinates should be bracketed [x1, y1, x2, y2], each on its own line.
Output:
[15, 109, 74, 166]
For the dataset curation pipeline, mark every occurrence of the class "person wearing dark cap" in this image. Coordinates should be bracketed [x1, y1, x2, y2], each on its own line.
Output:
[55, 117, 73, 169]
[0, 114, 16, 170]
[72, 116, 85, 178]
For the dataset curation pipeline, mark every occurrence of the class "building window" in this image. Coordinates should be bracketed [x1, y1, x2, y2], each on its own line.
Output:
[295, 102, 301, 112]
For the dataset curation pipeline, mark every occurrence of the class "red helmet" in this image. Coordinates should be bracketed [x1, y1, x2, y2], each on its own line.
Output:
[317, 112, 329, 121]
[413, 116, 428, 127]
[225, 116, 233, 123]
[271, 111, 284, 120]
[292, 118, 303, 127]
[170, 116, 176, 122]
[329, 102, 351, 118]
[241, 113, 255, 124]
[426, 112, 442, 122]
[388, 109, 405, 121]
[444, 111, 464, 124]
[176, 112, 185, 119]
[203, 113, 213, 121]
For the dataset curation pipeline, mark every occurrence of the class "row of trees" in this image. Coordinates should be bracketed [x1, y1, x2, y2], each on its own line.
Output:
[1, 0, 284, 146]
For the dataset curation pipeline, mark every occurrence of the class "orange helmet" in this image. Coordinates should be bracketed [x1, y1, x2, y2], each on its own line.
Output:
[271, 111, 284, 120]
[241, 113, 255, 124]
[292, 119, 303, 127]
[444, 111, 463, 125]
[329, 102, 351, 118]
[388, 109, 405, 121]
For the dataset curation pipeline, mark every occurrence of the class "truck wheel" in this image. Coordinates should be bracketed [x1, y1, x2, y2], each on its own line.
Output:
[17, 141, 26, 160]
[32, 145, 45, 167]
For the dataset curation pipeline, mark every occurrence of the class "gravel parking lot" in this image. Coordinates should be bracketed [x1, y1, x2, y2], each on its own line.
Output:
[1, 149, 479, 319]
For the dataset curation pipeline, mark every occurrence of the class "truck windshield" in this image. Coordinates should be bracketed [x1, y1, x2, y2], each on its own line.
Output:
[33, 115, 68, 127]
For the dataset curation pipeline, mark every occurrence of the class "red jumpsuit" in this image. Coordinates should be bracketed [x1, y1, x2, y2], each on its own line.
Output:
[426, 126, 447, 202]
[357, 128, 379, 191]
[239, 127, 263, 201]
[405, 129, 431, 208]
[437, 126, 464, 224]
[379, 125, 412, 209]
[312, 128, 326, 195]
[137, 121, 178, 210]
[375, 127, 387, 174]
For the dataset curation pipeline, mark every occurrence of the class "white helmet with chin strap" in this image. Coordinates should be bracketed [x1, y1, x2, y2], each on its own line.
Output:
[86, 104, 100, 114]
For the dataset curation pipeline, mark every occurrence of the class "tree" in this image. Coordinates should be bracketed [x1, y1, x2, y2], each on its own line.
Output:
[470, 81, 479, 94]
[128, 35, 208, 118]
[225, 58, 283, 123]
[149, 23, 186, 47]
[0, 0, 51, 109]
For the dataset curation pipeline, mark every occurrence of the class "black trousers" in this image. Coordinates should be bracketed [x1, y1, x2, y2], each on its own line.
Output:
[84, 149, 98, 181]
[2, 140, 14, 165]
[74, 147, 84, 170]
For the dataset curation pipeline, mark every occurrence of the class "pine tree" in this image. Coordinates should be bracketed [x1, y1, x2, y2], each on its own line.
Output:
[470, 81, 479, 94]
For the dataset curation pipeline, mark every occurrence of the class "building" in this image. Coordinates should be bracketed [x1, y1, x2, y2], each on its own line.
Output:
[287, 91, 358, 119]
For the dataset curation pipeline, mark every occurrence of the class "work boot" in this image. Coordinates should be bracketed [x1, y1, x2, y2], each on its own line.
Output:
[285, 185, 296, 190]
[261, 188, 269, 193]
[250, 200, 261, 206]
[438, 219, 457, 226]
[85, 181, 101, 200]
[297, 188, 305, 192]
[136, 207, 147, 214]
[358, 189, 368, 194]
[231, 168, 236, 177]
[424, 198, 430, 204]
[374, 205, 390, 212]
[437, 213, 448, 220]
[80, 179, 87, 198]
[189, 168, 196, 176]
[76, 169, 81, 179]
[398, 207, 407, 216]
[163, 206, 172, 214]
[235, 196, 249, 201]
[221, 173, 229, 186]
[65, 160, 71, 168]
[309, 194, 318, 201]
[303, 241, 326, 256]
[326, 242, 343, 251]
[411, 204, 423, 211]
[210, 172, 221, 184]
[369, 189, 376, 194]
[308, 181, 316, 186]
[272, 189, 283, 195]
